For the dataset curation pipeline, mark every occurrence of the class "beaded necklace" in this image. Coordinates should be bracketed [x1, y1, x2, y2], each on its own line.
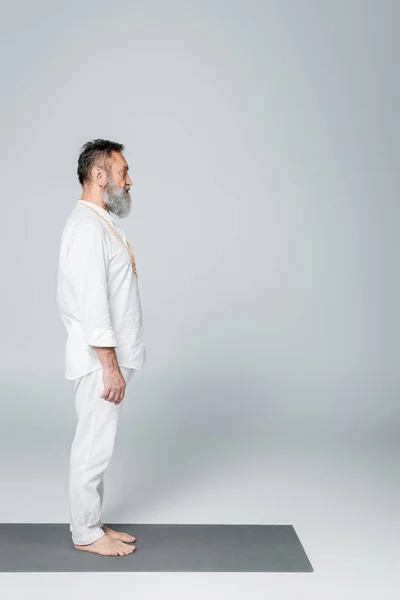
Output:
[76, 201, 138, 277]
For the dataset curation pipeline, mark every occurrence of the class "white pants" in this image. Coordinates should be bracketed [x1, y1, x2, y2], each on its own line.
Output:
[69, 366, 136, 545]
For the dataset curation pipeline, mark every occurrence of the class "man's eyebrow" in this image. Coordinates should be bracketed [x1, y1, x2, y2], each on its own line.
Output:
[122, 165, 129, 171]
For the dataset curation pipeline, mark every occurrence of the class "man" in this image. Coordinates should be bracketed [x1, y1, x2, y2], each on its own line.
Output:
[57, 139, 146, 556]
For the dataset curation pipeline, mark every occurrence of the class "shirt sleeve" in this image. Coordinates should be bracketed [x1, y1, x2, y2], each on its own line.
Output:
[65, 226, 118, 348]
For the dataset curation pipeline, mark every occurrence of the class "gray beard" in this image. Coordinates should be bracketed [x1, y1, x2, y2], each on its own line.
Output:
[103, 180, 131, 218]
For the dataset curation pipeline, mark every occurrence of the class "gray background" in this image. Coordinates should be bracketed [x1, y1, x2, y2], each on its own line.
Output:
[0, 1, 398, 598]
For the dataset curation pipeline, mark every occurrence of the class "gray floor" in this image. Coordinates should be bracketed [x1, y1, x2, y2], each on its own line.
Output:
[0, 523, 312, 572]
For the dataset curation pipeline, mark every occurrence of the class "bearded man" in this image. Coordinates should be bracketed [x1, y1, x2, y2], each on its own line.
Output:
[57, 139, 146, 556]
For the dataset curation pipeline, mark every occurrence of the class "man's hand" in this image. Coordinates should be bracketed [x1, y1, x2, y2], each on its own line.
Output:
[89, 346, 126, 405]
[101, 367, 126, 405]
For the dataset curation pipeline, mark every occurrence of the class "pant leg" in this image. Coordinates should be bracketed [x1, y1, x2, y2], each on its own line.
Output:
[69, 366, 136, 545]
[97, 367, 135, 530]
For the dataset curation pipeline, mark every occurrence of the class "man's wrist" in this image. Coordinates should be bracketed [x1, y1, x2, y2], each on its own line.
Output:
[92, 346, 120, 372]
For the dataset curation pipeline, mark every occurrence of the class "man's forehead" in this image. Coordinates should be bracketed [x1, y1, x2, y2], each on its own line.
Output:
[112, 154, 129, 169]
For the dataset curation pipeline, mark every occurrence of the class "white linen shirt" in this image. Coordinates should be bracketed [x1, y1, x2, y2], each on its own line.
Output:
[57, 200, 146, 380]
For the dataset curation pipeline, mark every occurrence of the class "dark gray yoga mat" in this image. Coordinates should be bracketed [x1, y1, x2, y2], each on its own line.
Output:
[0, 523, 313, 572]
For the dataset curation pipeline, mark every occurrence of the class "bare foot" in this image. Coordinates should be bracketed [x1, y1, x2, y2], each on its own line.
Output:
[74, 533, 136, 556]
[102, 524, 136, 543]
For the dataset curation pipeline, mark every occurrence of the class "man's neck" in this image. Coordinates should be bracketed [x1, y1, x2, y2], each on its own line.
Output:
[79, 197, 109, 212]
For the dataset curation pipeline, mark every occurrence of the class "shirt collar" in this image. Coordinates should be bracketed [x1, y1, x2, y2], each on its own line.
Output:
[78, 200, 116, 226]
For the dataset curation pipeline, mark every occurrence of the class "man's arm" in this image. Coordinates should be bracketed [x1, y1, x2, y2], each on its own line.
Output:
[92, 346, 119, 372]
[65, 226, 127, 404]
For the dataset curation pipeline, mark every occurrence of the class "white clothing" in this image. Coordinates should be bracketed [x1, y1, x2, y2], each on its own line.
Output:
[57, 200, 146, 380]
[69, 365, 136, 545]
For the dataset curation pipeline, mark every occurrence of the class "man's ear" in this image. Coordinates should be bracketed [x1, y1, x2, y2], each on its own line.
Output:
[92, 166, 106, 186]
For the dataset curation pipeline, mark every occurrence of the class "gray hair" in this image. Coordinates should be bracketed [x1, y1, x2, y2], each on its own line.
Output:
[77, 138, 125, 186]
